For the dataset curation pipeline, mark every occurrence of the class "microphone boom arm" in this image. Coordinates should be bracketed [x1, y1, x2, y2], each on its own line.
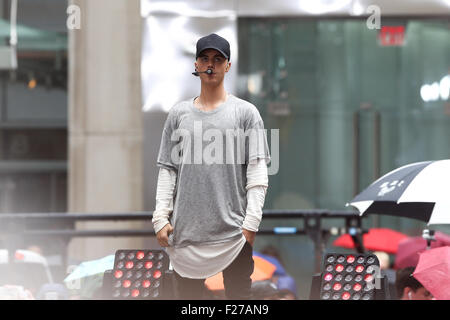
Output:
[192, 69, 214, 76]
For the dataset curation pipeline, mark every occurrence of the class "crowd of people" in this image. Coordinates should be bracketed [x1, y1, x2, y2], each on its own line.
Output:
[0, 240, 446, 300]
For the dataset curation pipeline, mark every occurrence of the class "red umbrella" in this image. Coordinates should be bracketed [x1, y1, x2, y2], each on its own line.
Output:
[413, 246, 450, 300]
[333, 228, 408, 254]
[394, 231, 450, 269]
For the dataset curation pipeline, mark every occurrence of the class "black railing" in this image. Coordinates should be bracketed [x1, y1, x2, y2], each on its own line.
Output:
[0, 209, 365, 273]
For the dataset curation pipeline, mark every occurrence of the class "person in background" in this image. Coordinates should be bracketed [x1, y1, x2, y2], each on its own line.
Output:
[250, 280, 296, 300]
[395, 266, 434, 300]
[275, 275, 297, 299]
[373, 251, 390, 270]
[257, 246, 298, 299]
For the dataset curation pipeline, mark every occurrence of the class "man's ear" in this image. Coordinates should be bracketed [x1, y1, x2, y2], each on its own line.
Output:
[226, 62, 231, 72]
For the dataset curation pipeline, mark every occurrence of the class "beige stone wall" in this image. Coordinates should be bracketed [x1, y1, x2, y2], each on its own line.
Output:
[68, 0, 147, 262]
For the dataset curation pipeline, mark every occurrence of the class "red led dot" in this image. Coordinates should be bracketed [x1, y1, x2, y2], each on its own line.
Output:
[333, 283, 342, 291]
[342, 292, 351, 300]
[136, 251, 145, 260]
[125, 261, 134, 269]
[353, 283, 362, 292]
[114, 270, 123, 279]
[347, 255, 355, 264]
[142, 280, 151, 288]
[364, 274, 374, 282]
[145, 261, 153, 269]
[356, 265, 365, 273]
[131, 289, 140, 297]
[324, 273, 333, 281]
[335, 264, 344, 272]
[123, 280, 131, 288]
[153, 270, 162, 279]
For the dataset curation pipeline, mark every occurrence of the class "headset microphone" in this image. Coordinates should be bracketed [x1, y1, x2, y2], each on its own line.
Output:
[192, 69, 214, 76]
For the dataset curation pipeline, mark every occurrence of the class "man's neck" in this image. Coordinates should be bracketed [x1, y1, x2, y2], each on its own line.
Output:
[198, 85, 228, 109]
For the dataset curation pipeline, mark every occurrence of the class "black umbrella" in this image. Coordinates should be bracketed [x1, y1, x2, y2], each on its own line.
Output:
[347, 159, 450, 226]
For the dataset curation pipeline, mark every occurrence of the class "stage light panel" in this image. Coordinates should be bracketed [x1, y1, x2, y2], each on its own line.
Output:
[109, 249, 169, 300]
[319, 253, 380, 300]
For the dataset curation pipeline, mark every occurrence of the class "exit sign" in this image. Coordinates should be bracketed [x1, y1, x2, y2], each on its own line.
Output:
[378, 26, 405, 46]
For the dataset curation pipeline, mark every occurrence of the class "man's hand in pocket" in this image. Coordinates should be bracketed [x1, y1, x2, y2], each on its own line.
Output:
[156, 223, 173, 247]
[242, 229, 256, 247]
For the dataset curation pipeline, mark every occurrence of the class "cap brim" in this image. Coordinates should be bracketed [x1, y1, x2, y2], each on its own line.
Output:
[197, 47, 229, 60]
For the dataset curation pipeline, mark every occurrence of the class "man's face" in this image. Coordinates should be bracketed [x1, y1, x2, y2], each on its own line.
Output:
[195, 49, 230, 85]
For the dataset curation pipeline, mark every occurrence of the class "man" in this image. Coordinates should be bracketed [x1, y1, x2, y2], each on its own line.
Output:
[395, 267, 434, 300]
[152, 33, 270, 299]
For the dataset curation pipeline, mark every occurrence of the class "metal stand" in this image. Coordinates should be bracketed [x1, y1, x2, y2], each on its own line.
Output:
[422, 229, 436, 249]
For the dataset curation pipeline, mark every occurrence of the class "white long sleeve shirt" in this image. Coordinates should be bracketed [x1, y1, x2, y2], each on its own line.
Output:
[152, 158, 268, 278]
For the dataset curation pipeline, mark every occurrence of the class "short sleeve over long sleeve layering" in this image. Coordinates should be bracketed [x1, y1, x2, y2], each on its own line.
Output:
[154, 94, 270, 278]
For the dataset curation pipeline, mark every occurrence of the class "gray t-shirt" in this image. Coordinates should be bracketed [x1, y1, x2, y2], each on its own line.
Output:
[156, 94, 270, 248]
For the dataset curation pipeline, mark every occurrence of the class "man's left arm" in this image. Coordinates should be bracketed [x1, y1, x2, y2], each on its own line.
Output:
[242, 158, 269, 246]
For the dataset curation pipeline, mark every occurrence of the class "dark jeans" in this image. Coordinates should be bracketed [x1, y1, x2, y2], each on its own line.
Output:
[173, 241, 254, 300]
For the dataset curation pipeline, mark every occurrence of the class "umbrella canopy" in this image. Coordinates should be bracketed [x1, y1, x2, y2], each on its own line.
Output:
[64, 255, 114, 298]
[253, 251, 286, 276]
[333, 228, 408, 254]
[413, 246, 450, 300]
[205, 256, 277, 291]
[394, 231, 450, 269]
[348, 159, 450, 225]
[64, 255, 114, 282]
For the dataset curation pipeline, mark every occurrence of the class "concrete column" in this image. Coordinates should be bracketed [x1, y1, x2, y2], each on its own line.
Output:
[68, 0, 146, 262]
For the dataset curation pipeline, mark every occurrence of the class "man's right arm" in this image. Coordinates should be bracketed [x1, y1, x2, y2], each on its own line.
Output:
[152, 167, 177, 247]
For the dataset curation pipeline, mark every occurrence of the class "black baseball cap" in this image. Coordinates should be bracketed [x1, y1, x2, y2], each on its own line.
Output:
[195, 33, 230, 61]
